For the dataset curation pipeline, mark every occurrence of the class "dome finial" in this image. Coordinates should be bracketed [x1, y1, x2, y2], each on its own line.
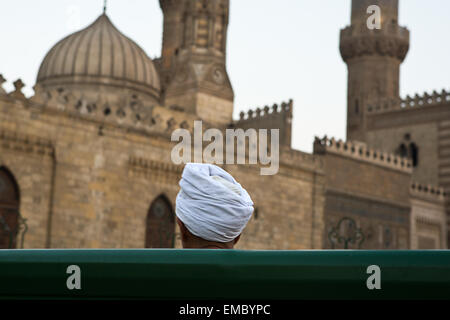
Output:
[103, 0, 107, 14]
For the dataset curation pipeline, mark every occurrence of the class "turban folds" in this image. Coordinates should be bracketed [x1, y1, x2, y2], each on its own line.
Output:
[176, 163, 254, 243]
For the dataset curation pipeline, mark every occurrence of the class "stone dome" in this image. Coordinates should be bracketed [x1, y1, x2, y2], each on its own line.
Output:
[37, 14, 160, 101]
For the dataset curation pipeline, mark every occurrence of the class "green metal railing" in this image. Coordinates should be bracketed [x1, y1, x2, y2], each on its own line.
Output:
[0, 249, 449, 300]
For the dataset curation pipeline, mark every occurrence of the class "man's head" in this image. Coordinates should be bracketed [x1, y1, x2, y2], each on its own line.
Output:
[175, 163, 254, 249]
[176, 217, 240, 249]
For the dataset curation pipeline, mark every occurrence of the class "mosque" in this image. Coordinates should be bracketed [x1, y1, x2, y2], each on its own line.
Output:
[0, 0, 448, 250]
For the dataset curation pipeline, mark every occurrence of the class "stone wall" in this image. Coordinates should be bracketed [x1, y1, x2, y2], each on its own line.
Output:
[234, 100, 293, 147]
[1, 79, 446, 251]
[365, 90, 450, 189]
[314, 137, 412, 249]
[230, 148, 325, 250]
[0, 130, 53, 248]
[366, 122, 439, 186]
[0, 88, 323, 250]
[410, 182, 447, 249]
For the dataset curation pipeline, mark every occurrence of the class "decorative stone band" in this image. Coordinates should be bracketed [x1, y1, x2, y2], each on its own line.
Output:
[128, 156, 183, 184]
[37, 75, 160, 103]
[313, 136, 412, 172]
[367, 89, 450, 114]
[0, 130, 54, 158]
[340, 23, 409, 62]
[0, 76, 193, 137]
[410, 182, 447, 201]
[161, 0, 229, 13]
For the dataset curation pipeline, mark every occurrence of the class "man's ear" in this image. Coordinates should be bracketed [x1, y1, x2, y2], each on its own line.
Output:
[176, 217, 188, 240]
[234, 234, 241, 245]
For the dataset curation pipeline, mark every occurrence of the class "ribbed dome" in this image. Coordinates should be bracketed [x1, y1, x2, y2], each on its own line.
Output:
[37, 14, 160, 100]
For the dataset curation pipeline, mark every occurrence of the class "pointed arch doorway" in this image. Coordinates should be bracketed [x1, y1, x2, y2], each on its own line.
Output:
[145, 195, 175, 248]
[0, 167, 21, 249]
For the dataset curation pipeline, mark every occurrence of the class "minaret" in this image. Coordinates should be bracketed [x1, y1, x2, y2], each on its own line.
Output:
[159, 0, 234, 125]
[340, 0, 409, 142]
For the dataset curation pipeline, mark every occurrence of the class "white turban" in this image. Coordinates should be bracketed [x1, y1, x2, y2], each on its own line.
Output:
[176, 163, 254, 243]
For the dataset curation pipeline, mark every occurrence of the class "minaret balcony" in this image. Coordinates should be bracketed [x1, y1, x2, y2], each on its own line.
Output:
[340, 23, 409, 62]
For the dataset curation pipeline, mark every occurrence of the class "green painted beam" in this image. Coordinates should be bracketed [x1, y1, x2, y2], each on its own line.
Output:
[0, 249, 449, 300]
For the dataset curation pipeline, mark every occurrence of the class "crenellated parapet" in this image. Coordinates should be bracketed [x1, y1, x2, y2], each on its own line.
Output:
[0, 74, 6, 95]
[313, 136, 412, 172]
[238, 100, 293, 122]
[410, 181, 447, 202]
[0, 74, 197, 139]
[0, 75, 27, 100]
[234, 100, 293, 146]
[367, 89, 450, 113]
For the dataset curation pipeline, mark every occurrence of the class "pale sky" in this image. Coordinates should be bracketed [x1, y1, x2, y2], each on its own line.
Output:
[0, 1, 449, 152]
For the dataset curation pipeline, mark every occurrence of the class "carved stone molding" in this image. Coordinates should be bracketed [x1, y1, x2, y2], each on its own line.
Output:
[0, 130, 54, 158]
[410, 182, 446, 202]
[340, 25, 409, 62]
[128, 157, 183, 184]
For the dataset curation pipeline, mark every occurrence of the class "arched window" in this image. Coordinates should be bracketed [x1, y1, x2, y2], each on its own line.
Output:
[398, 143, 408, 158]
[409, 143, 419, 167]
[0, 167, 20, 249]
[145, 195, 175, 248]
